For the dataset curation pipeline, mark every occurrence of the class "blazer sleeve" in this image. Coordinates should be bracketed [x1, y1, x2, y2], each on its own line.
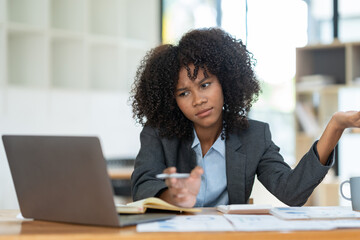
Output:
[131, 126, 168, 201]
[256, 123, 334, 206]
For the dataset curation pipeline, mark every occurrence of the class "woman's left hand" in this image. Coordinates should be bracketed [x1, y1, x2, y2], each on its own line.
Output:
[331, 111, 360, 131]
[159, 166, 203, 208]
[317, 110, 360, 165]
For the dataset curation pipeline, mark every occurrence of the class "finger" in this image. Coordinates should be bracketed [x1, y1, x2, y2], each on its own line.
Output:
[172, 195, 196, 208]
[163, 167, 177, 174]
[171, 188, 189, 199]
[171, 186, 188, 194]
[168, 187, 187, 200]
[165, 177, 178, 187]
[190, 166, 204, 179]
[172, 193, 188, 200]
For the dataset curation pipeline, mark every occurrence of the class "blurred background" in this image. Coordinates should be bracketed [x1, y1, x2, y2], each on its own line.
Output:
[0, 0, 360, 209]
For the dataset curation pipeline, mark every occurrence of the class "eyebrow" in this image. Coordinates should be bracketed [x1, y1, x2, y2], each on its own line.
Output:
[175, 76, 209, 92]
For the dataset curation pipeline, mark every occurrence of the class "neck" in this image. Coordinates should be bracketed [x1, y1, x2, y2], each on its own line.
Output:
[194, 122, 223, 157]
[195, 126, 222, 145]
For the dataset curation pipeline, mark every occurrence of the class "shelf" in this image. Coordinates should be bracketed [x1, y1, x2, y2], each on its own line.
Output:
[295, 133, 314, 164]
[7, 31, 47, 87]
[51, 38, 86, 89]
[0, 89, 4, 115]
[299, 41, 346, 50]
[296, 42, 360, 184]
[0, 0, 5, 23]
[88, 34, 119, 46]
[7, 0, 48, 27]
[89, 44, 123, 90]
[0, 1, 159, 211]
[296, 84, 347, 94]
[51, 0, 86, 32]
[295, 87, 340, 135]
[295, 43, 359, 137]
[350, 44, 360, 83]
[89, 0, 126, 36]
[0, 27, 5, 87]
[296, 45, 346, 85]
[121, 38, 153, 50]
[125, 46, 147, 91]
[7, 22, 46, 34]
[51, 29, 84, 40]
[318, 90, 338, 127]
[2, 0, 160, 92]
[126, 0, 159, 43]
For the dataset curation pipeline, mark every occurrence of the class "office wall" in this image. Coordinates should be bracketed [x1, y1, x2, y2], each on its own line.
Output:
[0, 0, 160, 209]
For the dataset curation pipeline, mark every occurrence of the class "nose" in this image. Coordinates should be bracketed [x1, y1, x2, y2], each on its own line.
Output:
[192, 91, 207, 106]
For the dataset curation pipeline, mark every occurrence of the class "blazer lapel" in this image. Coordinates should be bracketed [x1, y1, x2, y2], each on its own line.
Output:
[226, 132, 247, 204]
[177, 138, 197, 173]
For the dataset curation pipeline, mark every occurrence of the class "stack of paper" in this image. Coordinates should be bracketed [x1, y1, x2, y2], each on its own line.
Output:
[270, 206, 360, 220]
[137, 215, 234, 232]
[297, 74, 336, 91]
[137, 214, 360, 232]
[136, 205, 360, 232]
[216, 204, 272, 214]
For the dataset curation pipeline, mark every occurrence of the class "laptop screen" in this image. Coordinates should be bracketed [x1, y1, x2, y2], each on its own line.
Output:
[3, 135, 121, 227]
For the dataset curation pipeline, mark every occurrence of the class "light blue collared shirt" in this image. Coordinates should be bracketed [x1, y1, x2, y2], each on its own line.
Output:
[192, 130, 229, 207]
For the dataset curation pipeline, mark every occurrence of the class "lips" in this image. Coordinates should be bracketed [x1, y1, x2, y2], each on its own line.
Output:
[195, 107, 213, 118]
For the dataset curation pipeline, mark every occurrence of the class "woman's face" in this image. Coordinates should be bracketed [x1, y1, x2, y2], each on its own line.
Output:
[175, 64, 224, 133]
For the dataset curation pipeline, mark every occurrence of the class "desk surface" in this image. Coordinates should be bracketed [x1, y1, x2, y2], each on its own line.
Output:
[1, 209, 360, 240]
[107, 167, 133, 180]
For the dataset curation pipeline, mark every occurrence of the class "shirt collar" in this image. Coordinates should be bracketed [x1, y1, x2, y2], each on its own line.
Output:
[191, 129, 200, 149]
[191, 129, 225, 158]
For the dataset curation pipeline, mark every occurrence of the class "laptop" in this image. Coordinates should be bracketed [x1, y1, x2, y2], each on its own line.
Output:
[2, 135, 174, 227]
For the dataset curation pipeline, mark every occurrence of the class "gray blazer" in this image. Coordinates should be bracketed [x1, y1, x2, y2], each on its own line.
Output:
[131, 120, 333, 206]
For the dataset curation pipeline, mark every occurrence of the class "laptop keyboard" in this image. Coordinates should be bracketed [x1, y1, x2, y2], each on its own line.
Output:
[118, 213, 175, 227]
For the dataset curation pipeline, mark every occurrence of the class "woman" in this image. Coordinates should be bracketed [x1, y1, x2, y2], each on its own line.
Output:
[130, 28, 360, 208]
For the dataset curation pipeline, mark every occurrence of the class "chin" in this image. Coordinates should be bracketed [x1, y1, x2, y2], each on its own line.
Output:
[198, 121, 219, 129]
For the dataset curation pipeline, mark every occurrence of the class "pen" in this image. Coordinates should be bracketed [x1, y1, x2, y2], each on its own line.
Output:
[156, 173, 190, 179]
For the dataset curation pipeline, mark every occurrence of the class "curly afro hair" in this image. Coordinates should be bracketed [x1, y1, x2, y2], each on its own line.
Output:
[130, 27, 260, 140]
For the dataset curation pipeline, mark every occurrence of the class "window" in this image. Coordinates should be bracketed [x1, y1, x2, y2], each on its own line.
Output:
[306, 0, 334, 44]
[306, 0, 360, 43]
[162, 0, 218, 44]
[339, 0, 360, 42]
[162, 0, 308, 166]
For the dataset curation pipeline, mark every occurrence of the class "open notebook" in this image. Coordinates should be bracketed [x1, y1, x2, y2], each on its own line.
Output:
[117, 197, 201, 214]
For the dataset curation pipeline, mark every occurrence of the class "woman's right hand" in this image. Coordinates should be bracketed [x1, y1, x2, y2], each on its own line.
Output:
[158, 166, 203, 208]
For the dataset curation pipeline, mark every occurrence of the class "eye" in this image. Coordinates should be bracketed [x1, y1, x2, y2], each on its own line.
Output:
[201, 82, 211, 88]
[178, 91, 189, 97]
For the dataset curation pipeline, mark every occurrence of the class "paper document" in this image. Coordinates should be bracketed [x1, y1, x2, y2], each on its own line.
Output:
[16, 213, 33, 221]
[217, 204, 272, 214]
[137, 214, 360, 232]
[224, 214, 360, 232]
[137, 215, 234, 232]
[137, 207, 360, 232]
[224, 214, 335, 231]
[270, 206, 360, 220]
